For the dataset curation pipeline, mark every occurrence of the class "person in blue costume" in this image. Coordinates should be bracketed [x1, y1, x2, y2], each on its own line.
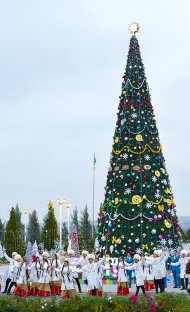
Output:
[170, 250, 181, 288]
[125, 252, 134, 288]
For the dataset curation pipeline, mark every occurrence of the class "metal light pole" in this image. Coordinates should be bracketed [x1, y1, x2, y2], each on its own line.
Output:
[57, 199, 66, 249]
[64, 201, 72, 244]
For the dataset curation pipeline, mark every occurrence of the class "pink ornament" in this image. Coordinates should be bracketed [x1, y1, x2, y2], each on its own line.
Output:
[158, 235, 163, 239]
[167, 234, 170, 238]
[128, 246, 132, 250]
[174, 235, 178, 238]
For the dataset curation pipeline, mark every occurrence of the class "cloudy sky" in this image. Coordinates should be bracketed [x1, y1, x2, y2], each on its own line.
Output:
[0, 0, 190, 225]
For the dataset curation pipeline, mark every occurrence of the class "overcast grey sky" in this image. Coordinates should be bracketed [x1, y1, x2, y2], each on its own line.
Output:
[0, 0, 190, 225]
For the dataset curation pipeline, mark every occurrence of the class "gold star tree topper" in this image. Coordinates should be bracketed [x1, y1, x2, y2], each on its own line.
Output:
[128, 22, 140, 35]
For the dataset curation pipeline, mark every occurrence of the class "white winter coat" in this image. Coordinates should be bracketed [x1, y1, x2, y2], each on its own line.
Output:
[145, 252, 169, 280]
[171, 257, 190, 278]
[10, 261, 21, 282]
[4, 253, 14, 279]
[29, 262, 41, 283]
[126, 261, 145, 286]
[38, 262, 50, 284]
[60, 266, 77, 291]
[81, 257, 105, 291]
[50, 259, 62, 282]
[17, 263, 28, 285]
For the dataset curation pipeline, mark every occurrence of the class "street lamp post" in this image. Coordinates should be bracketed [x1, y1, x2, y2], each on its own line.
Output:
[56, 199, 72, 247]
[64, 202, 72, 243]
[57, 199, 66, 249]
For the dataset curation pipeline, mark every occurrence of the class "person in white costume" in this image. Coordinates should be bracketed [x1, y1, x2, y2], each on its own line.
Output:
[7, 254, 21, 294]
[2, 250, 17, 294]
[143, 253, 155, 291]
[126, 254, 145, 295]
[37, 252, 51, 297]
[67, 249, 82, 293]
[14, 257, 29, 296]
[145, 249, 169, 293]
[70, 250, 89, 285]
[50, 253, 62, 295]
[81, 253, 106, 296]
[171, 250, 190, 290]
[57, 258, 77, 299]
[113, 256, 129, 296]
[28, 256, 41, 295]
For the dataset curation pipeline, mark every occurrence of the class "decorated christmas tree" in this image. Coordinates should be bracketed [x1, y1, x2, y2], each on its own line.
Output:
[25, 241, 33, 260]
[97, 23, 182, 257]
[70, 227, 79, 256]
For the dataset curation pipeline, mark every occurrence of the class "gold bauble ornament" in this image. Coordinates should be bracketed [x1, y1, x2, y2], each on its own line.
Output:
[155, 170, 161, 177]
[115, 137, 119, 143]
[164, 219, 172, 228]
[132, 195, 142, 205]
[114, 198, 119, 205]
[136, 134, 143, 141]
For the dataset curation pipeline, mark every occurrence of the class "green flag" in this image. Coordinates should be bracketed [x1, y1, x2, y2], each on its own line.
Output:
[93, 154, 96, 166]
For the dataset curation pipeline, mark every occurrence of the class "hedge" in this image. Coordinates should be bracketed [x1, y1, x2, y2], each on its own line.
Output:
[0, 293, 189, 312]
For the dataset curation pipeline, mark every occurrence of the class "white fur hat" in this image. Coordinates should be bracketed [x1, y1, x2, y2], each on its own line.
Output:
[63, 258, 70, 263]
[134, 254, 141, 261]
[82, 250, 89, 255]
[42, 252, 49, 259]
[158, 249, 162, 256]
[14, 254, 21, 261]
[67, 249, 75, 256]
[87, 253, 95, 260]
[12, 251, 18, 257]
[181, 250, 188, 256]
[154, 250, 161, 256]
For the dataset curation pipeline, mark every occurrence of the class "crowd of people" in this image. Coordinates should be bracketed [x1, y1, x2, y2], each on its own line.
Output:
[0, 247, 190, 299]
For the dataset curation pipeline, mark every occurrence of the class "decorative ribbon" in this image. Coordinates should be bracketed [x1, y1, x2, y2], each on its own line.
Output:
[112, 144, 162, 155]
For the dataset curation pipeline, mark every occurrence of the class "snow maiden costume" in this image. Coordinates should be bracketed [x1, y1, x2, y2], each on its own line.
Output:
[37, 252, 51, 297]
[14, 257, 29, 297]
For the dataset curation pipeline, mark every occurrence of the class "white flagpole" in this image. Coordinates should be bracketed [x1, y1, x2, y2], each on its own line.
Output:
[92, 154, 96, 237]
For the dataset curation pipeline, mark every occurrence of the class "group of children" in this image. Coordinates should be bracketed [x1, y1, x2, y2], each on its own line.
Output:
[1, 247, 190, 299]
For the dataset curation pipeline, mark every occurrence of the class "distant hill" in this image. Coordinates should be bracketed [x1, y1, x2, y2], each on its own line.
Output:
[178, 216, 190, 232]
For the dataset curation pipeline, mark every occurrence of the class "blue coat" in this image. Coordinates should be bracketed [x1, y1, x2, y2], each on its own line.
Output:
[171, 255, 180, 271]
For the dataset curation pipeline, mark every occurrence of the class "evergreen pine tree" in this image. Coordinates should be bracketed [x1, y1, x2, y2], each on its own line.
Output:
[62, 222, 68, 250]
[79, 205, 92, 250]
[2, 208, 25, 256]
[71, 206, 79, 231]
[27, 210, 41, 244]
[97, 25, 182, 257]
[0, 218, 4, 241]
[41, 200, 58, 250]
[15, 203, 25, 240]
[71, 206, 85, 250]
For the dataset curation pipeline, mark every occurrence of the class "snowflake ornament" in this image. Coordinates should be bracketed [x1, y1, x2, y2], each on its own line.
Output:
[168, 239, 173, 246]
[125, 188, 131, 194]
[136, 248, 142, 254]
[160, 239, 167, 246]
[146, 202, 153, 209]
[144, 155, 151, 161]
[123, 153, 128, 159]
[152, 176, 157, 182]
